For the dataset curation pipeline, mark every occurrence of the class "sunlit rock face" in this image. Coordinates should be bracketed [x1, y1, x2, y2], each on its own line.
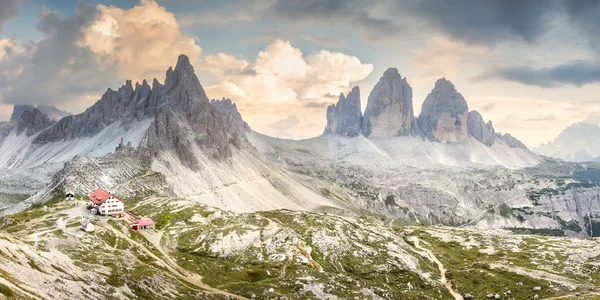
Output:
[361, 68, 414, 138]
[418, 78, 469, 143]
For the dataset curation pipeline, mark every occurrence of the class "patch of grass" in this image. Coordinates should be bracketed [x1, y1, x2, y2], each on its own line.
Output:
[505, 227, 565, 237]
[412, 230, 556, 299]
[27, 258, 44, 273]
[0, 282, 13, 298]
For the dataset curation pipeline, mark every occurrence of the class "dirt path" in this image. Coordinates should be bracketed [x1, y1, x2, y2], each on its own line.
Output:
[408, 236, 464, 300]
[102, 223, 247, 300]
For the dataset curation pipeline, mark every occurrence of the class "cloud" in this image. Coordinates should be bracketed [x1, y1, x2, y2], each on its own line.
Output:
[0, 2, 120, 109]
[564, 0, 600, 52]
[269, 114, 300, 131]
[204, 39, 372, 103]
[268, 0, 402, 42]
[525, 114, 558, 122]
[402, 1, 558, 46]
[242, 30, 288, 45]
[0, 0, 20, 33]
[203, 39, 372, 138]
[303, 34, 344, 46]
[84, 0, 202, 83]
[474, 60, 600, 87]
[0, 0, 205, 113]
[584, 111, 600, 125]
[482, 102, 496, 112]
[412, 36, 492, 78]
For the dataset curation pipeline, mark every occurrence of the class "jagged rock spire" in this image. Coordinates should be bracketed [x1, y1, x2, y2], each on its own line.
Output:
[324, 86, 362, 137]
[17, 107, 54, 137]
[418, 78, 469, 143]
[362, 68, 414, 138]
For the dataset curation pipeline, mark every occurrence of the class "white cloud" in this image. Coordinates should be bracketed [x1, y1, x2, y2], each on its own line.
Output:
[202, 39, 373, 138]
[1, 1, 372, 140]
[84, 0, 202, 83]
[412, 36, 492, 79]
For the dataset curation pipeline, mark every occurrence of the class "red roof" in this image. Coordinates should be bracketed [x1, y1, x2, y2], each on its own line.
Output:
[137, 218, 155, 226]
[89, 188, 111, 205]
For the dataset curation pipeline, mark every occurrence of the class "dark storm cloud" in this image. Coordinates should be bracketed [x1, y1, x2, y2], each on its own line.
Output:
[564, 0, 600, 52]
[0, 2, 121, 106]
[268, 0, 402, 41]
[0, 0, 21, 33]
[474, 61, 600, 87]
[265, 0, 565, 45]
[402, 0, 559, 45]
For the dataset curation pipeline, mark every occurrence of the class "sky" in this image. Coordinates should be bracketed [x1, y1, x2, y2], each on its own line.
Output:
[1, 0, 600, 148]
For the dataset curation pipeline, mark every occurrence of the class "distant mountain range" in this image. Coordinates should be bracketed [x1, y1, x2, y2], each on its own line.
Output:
[534, 122, 600, 162]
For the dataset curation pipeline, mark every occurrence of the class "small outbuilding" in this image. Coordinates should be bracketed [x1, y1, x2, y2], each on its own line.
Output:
[80, 216, 95, 232]
[130, 218, 155, 231]
[65, 191, 75, 201]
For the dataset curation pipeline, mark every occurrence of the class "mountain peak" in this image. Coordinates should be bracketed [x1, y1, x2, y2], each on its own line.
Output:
[176, 54, 191, 69]
[10, 104, 70, 122]
[383, 67, 400, 78]
[418, 78, 469, 143]
[9, 104, 35, 121]
[362, 68, 413, 138]
[17, 107, 54, 136]
[433, 77, 455, 90]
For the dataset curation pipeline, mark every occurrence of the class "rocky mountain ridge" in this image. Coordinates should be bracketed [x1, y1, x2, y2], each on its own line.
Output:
[325, 68, 529, 151]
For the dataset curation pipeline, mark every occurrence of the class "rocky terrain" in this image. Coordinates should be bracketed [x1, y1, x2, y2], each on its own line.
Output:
[0, 194, 599, 299]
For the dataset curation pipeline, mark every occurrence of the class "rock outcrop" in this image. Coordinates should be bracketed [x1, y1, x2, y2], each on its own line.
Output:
[466, 110, 528, 149]
[211, 98, 251, 148]
[362, 68, 413, 138]
[418, 78, 469, 143]
[324, 86, 362, 137]
[34, 81, 146, 143]
[467, 111, 496, 146]
[10, 105, 35, 121]
[497, 133, 527, 149]
[16, 107, 55, 137]
[14, 54, 250, 170]
[143, 55, 240, 169]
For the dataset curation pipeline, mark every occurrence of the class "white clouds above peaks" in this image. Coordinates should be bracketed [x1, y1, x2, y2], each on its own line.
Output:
[201, 39, 373, 138]
[0, 0, 372, 139]
[83, 0, 202, 83]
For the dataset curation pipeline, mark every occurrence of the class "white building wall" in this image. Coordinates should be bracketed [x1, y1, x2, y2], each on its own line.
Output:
[99, 198, 124, 215]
